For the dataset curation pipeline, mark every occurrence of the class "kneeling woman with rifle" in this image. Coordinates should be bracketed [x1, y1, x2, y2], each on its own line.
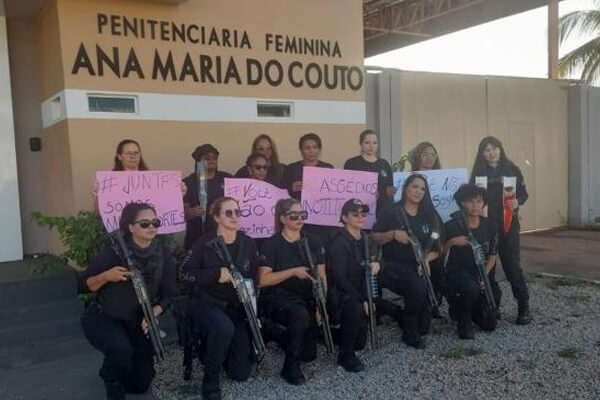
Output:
[444, 184, 501, 339]
[259, 198, 329, 386]
[328, 199, 380, 372]
[78, 203, 175, 400]
[372, 174, 443, 349]
[181, 197, 263, 400]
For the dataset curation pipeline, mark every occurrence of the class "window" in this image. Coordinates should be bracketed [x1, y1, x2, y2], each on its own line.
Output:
[257, 102, 293, 118]
[88, 95, 136, 113]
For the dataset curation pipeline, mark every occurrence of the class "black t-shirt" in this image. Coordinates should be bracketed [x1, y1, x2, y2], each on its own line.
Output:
[373, 205, 441, 266]
[260, 231, 326, 302]
[78, 240, 175, 321]
[469, 162, 528, 229]
[182, 231, 259, 309]
[328, 229, 368, 302]
[344, 156, 394, 216]
[445, 216, 498, 277]
[234, 163, 286, 187]
[280, 160, 334, 199]
[183, 170, 232, 249]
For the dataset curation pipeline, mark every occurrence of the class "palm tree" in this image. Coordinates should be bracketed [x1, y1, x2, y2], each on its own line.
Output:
[559, 5, 600, 84]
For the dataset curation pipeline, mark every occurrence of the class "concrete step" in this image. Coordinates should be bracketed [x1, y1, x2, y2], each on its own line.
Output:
[0, 314, 82, 347]
[0, 272, 78, 306]
[0, 297, 83, 327]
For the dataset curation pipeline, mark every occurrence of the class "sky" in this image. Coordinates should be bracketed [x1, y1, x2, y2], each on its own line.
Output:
[365, 0, 598, 81]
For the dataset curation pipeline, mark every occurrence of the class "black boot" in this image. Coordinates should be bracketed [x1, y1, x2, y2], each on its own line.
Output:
[516, 301, 532, 325]
[201, 365, 221, 400]
[457, 314, 475, 340]
[338, 351, 365, 373]
[104, 380, 125, 400]
[402, 315, 425, 349]
[281, 353, 306, 385]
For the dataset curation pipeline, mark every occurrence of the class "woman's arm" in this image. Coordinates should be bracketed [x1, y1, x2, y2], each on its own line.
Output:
[258, 266, 310, 288]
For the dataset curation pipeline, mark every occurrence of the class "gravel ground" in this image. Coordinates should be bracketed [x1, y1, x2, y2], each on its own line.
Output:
[152, 275, 600, 400]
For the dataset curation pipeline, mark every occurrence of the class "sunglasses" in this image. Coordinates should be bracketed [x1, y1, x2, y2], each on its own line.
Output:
[222, 209, 242, 218]
[134, 218, 162, 229]
[251, 164, 268, 171]
[349, 211, 368, 218]
[285, 210, 308, 221]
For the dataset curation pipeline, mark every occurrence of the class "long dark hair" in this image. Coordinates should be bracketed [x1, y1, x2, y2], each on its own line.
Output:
[274, 198, 301, 233]
[470, 136, 516, 178]
[410, 141, 441, 171]
[399, 174, 441, 228]
[113, 139, 149, 171]
[252, 134, 281, 167]
[119, 202, 156, 236]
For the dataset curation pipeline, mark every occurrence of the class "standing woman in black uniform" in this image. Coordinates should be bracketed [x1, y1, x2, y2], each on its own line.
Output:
[181, 197, 260, 400]
[259, 198, 327, 385]
[444, 184, 501, 339]
[469, 136, 531, 325]
[344, 129, 396, 217]
[78, 203, 175, 400]
[372, 175, 442, 349]
[328, 199, 380, 372]
[182, 144, 233, 250]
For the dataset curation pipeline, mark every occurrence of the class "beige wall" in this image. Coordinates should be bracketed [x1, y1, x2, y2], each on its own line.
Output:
[393, 71, 568, 231]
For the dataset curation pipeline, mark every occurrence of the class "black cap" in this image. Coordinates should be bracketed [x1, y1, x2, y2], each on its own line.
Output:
[340, 198, 370, 218]
[192, 144, 219, 161]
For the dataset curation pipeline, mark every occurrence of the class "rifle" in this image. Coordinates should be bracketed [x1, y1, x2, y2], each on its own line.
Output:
[213, 236, 266, 361]
[301, 237, 334, 354]
[398, 208, 439, 309]
[196, 160, 208, 224]
[454, 211, 497, 310]
[109, 230, 166, 362]
[361, 233, 378, 349]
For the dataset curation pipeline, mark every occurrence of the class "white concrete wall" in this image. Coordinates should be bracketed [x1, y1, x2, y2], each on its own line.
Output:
[0, 0, 24, 261]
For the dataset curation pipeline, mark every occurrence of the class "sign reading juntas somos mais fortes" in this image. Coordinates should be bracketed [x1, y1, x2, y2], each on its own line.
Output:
[224, 178, 290, 239]
[393, 169, 469, 222]
[301, 167, 378, 229]
[96, 171, 185, 234]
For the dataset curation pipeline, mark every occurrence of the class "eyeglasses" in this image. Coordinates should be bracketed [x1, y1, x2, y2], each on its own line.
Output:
[421, 151, 437, 159]
[222, 209, 242, 218]
[256, 146, 272, 152]
[285, 210, 308, 221]
[349, 211, 368, 218]
[134, 218, 161, 229]
[251, 164, 268, 171]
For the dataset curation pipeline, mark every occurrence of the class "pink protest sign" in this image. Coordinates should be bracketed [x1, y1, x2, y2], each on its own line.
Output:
[224, 178, 290, 238]
[301, 167, 378, 228]
[96, 171, 185, 234]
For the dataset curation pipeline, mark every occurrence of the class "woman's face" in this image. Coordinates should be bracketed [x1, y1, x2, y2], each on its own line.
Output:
[419, 146, 438, 170]
[281, 203, 305, 232]
[202, 152, 219, 172]
[255, 138, 273, 163]
[343, 209, 366, 230]
[118, 143, 141, 171]
[462, 196, 484, 217]
[405, 177, 426, 204]
[128, 209, 159, 242]
[360, 134, 378, 157]
[214, 200, 239, 231]
[300, 139, 321, 163]
[248, 156, 269, 181]
[482, 144, 501, 165]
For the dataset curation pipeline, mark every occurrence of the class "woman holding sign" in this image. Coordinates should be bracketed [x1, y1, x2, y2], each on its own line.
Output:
[327, 199, 380, 372]
[259, 198, 327, 385]
[469, 136, 531, 325]
[183, 144, 233, 250]
[344, 129, 395, 218]
[235, 134, 286, 185]
[78, 203, 175, 400]
[372, 174, 443, 349]
[181, 197, 261, 400]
